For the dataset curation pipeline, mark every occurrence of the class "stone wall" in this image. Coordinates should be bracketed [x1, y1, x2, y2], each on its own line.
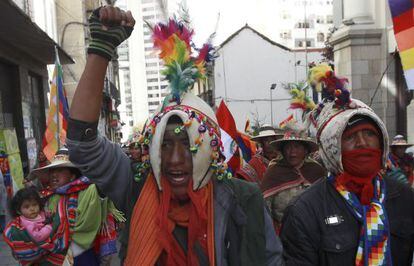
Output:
[331, 26, 397, 137]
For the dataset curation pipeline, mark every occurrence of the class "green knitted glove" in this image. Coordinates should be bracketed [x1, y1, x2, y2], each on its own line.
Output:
[88, 7, 134, 60]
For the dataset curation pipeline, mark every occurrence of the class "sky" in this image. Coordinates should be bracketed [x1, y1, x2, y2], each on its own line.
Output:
[185, 0, 278, 47]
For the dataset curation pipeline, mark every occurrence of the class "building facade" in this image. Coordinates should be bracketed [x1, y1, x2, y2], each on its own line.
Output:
[55, 0, 122, 141]
[127, 0, 182, 128]
[214, 25, 325, 130]
[273, 0, 334, 49]
[330, 0, 413, 141]
[115, 0, 134, 142]
[0, 0, 73, 175]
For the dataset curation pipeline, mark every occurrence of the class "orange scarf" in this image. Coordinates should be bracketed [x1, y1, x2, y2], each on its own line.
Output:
[124, 174, 215, 266]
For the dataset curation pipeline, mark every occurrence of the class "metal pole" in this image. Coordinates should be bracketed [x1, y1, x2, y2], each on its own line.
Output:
[294, 51, 297, 83]
[54, 46, 60, 150]
[270, 84, 276, 126]
[270, 89, 273, 126]
[304, 0, 308, 77]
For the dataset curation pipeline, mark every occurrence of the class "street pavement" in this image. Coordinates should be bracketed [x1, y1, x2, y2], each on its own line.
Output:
[0, 236, 17, 266]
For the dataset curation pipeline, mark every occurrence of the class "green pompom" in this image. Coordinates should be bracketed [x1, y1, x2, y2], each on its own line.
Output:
[190, 146, 198, 153]
[226, 172, 233, 179]
[134, 173, 142, 182]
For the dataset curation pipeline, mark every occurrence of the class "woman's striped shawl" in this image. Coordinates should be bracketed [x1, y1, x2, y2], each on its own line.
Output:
[2, 193, 79, 265]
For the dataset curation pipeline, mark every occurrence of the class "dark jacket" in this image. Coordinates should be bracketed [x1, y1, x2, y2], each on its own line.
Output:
[66, 121, 283, 266]
[280, 176, 414, 266]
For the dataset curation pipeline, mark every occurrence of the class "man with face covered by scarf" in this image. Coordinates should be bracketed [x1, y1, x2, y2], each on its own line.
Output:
[280, 64, 414, 266]
[65, 6, 283, 266]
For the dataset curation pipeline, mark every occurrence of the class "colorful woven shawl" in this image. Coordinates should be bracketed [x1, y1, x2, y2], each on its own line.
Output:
[237, 154, 269, 184]
[2, 194, 72, 265]
[44, 176, 121, 258]
[329, 174, 392, 266]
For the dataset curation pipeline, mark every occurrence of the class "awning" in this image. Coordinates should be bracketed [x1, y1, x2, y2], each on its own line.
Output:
[0, 0, 74, 64]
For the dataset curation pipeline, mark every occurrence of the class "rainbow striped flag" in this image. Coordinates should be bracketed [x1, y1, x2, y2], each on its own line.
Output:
[42, 53, 69, 161]
[388, 0, 414, 90]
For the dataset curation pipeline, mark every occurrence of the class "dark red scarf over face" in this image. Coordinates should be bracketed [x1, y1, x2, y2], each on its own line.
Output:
[338, 148, 382, 205]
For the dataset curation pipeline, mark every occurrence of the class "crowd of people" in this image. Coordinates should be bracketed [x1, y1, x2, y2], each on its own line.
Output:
[2, 5, 414, 266]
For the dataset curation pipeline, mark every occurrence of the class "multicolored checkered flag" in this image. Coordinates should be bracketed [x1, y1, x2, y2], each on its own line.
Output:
[42, 50, 69, 161]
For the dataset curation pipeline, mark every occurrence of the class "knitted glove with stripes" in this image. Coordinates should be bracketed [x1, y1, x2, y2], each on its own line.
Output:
[87, 8, 134, 60]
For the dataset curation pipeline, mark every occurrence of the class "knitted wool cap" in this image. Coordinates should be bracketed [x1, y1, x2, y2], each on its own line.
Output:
[146, 93, 221, 190]
[307, 64, 389, 175]
[314, 98, 389, 175]
[135, 19, 226, 191]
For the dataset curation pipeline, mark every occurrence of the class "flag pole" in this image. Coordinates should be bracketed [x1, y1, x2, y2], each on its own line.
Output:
[54, 45, 60, 150]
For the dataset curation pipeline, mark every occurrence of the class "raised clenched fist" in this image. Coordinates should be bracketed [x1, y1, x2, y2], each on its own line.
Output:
[87, 6, 136, 60]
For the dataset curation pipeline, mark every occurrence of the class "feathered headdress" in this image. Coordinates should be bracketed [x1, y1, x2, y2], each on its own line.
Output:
[306, 63, 353, 128]
[287, 82, 316, 114]
[307, 63, 350, 106]
[151, 19, 215, 105]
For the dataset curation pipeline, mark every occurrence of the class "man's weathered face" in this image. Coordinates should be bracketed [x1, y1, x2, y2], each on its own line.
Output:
[341, 126, 381, 152]
[161, 123, 193, 201]
[261, 137, 279, 160]
[283, 141, 307, 168]
[49, 168, 75, 190]
[392, 146, 407, 159]
[129, 143, 141, 162]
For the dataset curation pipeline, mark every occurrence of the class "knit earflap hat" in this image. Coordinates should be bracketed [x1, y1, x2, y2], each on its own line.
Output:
[134, 19, 228, 191]
[307, 64, 389, 175]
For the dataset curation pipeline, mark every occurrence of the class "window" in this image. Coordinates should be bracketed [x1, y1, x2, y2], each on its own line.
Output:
[146, 70, 158, 75]
[144, 46, 153, 51]
[296, 21, 311, 28]
[281, 12, 291, 20]
[326, 15, 333, 23]
[280, 30, 292, 39]
[145, 54, 157, 59]
[146, 62, 157, 67]
[147, 86, 158, 90]
[317, 32, 325, 42]
[295, 39, 314, 48]
[316, 16, 324, 23]
[142, 7, 154, 12]
[148, 101, 160, 106]
[142, 0, 153, 3]
[147, 78, 158, 83]
[148, 93, 160, 98]
[143, 15, 154, 20]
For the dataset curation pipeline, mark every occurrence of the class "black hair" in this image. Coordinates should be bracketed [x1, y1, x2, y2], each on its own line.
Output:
[10, 187, 44, 218]
[67, 167, 82, 179]
[167, 115, 183, 125]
